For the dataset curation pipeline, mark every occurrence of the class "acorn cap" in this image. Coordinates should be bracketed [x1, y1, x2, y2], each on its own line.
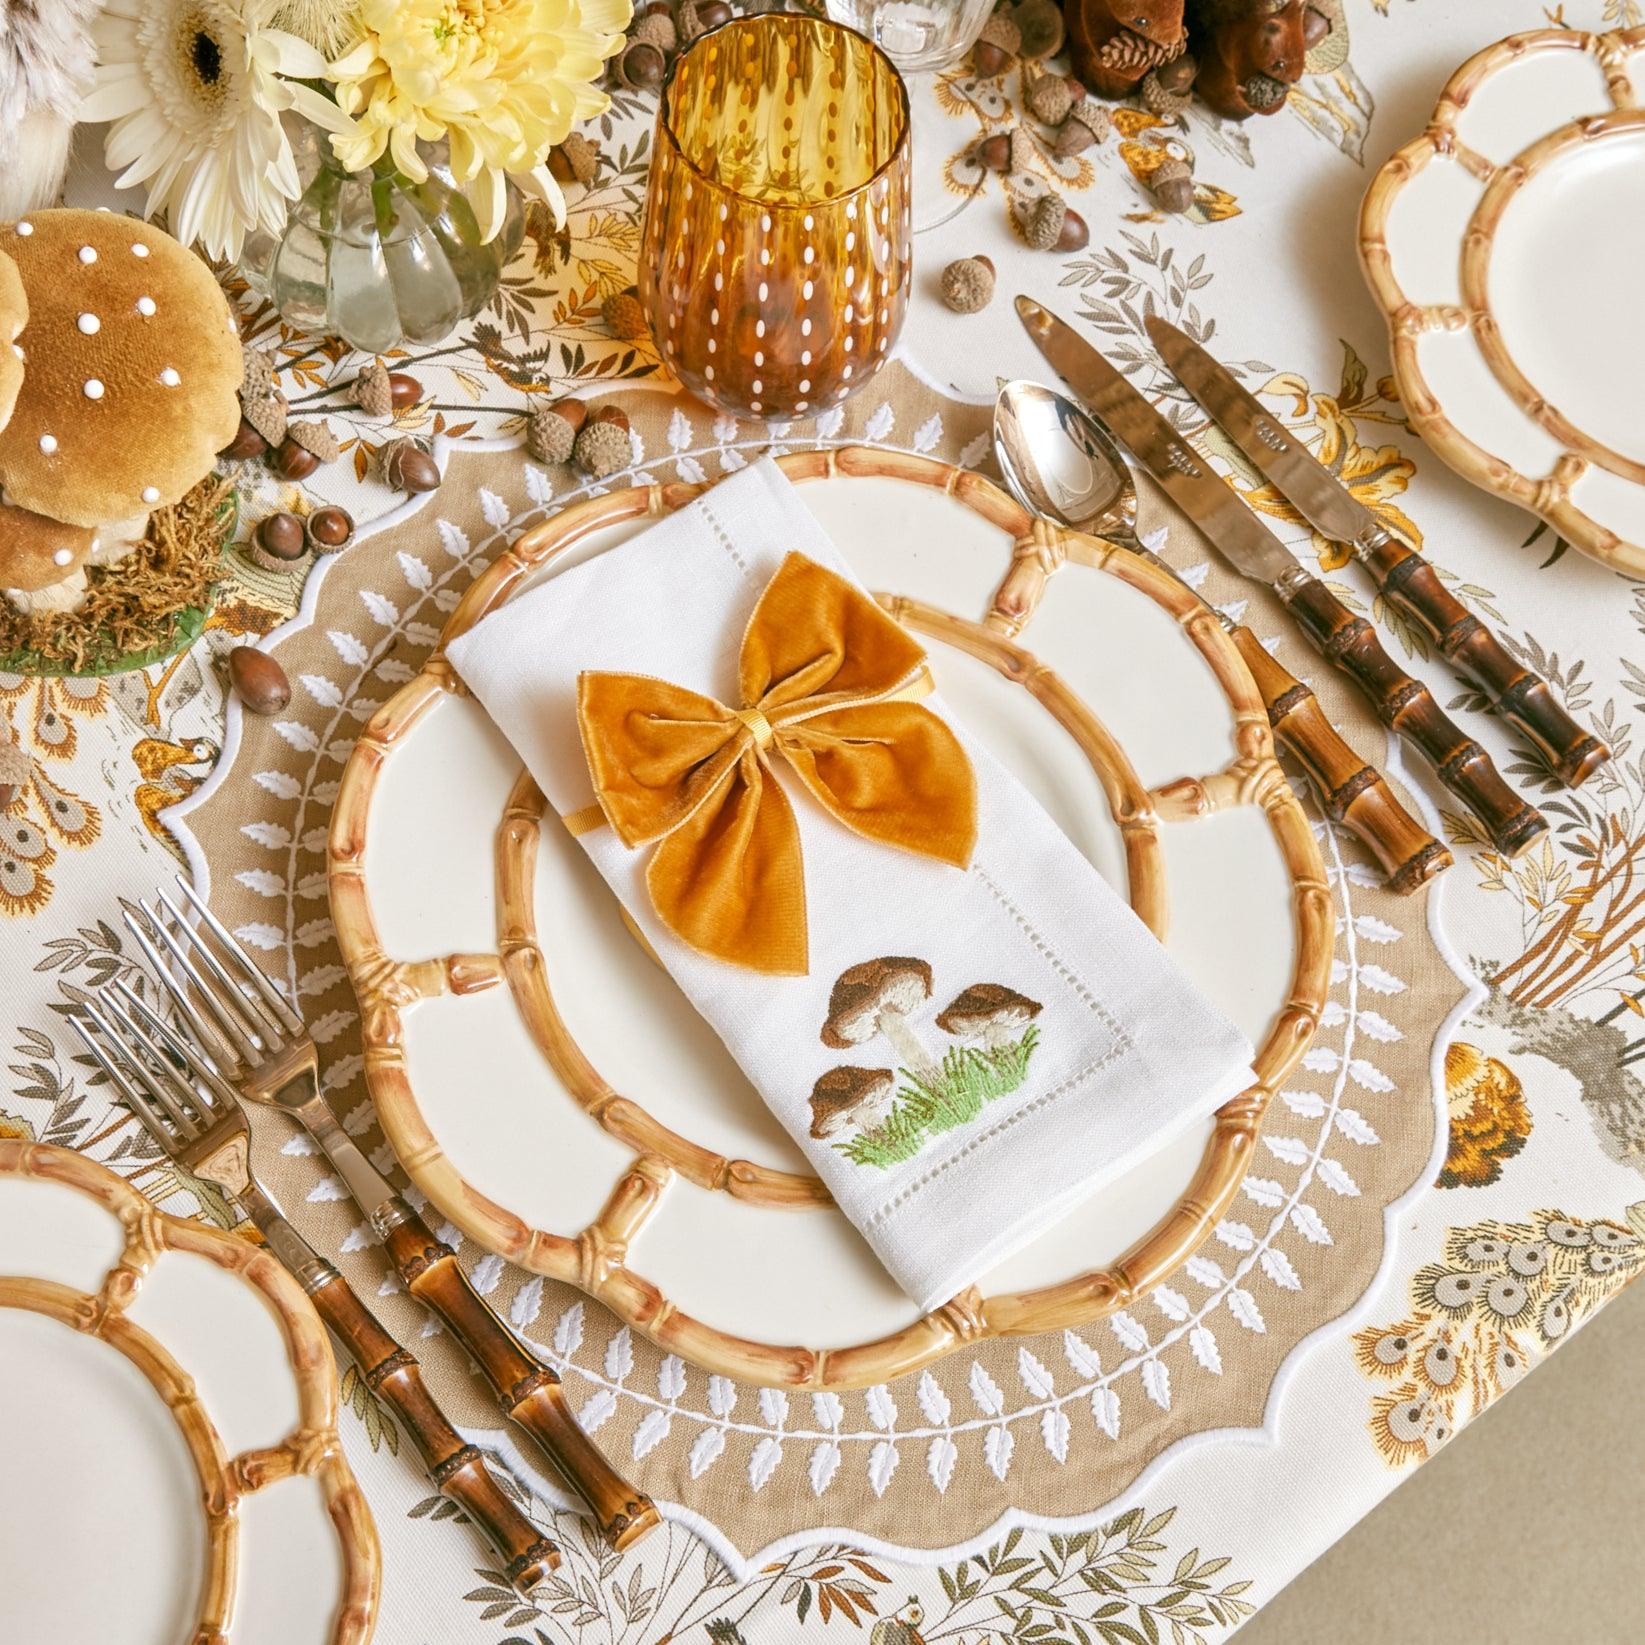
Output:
[559, 132, 599, 186]
[1150, 154, 1194, 213]
[572, 417, 630, 478]
[1141, 65, 1193, 117]
[977, 12, 1021, 54]
[1023, 193, 1068, 251]
[0, 209, 242, 529]
[0, 498, 96, 593]
[526, 401, 581, 464]
[1026, 73, 1078, 126]
[1054, 97, 1111, 155]
[0, 248, 27, 436]
[354, 358, 393, 417]
[633, 10, 677, 51]
[939, 256, 995, 314]
[241, 385, 288, 447]
[1008, 125, 1037, 173]
[287, 418, 338, 464]
[603, 288, 649, 340]
[242, 347, 277, 401]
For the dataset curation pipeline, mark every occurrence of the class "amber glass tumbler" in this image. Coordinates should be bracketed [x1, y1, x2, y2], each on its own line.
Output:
[637, 15, 912, 420]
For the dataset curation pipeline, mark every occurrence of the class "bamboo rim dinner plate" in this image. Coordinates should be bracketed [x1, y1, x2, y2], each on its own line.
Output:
[330, 448, 1330, 1389]
[1360, 25, 1645, 575]
[0, 1141, 378, 1643]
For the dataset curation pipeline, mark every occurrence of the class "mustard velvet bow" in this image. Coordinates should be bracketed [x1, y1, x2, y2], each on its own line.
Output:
[576, 551, 977, 975]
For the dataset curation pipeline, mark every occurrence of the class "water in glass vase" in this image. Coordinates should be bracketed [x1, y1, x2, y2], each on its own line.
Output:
[239, 119, 525, 354]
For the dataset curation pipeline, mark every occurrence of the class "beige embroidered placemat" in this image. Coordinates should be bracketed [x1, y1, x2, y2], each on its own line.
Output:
[175, 376, 1458, 1553]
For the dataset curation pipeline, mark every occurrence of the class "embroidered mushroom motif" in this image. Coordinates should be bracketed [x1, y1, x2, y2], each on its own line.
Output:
[808, 1066, 896, 1139]
[821, 955, 937, 1077]
[936, 983, 1043, 1051]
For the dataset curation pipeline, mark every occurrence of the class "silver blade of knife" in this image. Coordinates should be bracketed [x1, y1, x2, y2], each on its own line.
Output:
[1015, 296, 1305, 593]
[1144, 314, 1372, 549]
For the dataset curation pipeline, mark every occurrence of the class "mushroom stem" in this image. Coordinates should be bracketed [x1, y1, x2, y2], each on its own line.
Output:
[880, 1010, 937, 1079]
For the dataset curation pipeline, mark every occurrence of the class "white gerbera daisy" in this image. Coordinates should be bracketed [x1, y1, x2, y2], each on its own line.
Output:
[80, 0, 355, 261]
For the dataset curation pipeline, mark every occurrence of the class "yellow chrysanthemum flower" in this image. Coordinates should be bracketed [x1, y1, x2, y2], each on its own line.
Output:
[328, 0, 631, 240]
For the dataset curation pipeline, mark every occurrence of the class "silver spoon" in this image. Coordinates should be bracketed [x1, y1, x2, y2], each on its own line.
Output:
[994, 378, 1196, 593]
[990, 377, 1451, 892]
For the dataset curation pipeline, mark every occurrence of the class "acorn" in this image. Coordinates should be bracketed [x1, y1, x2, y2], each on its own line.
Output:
[388, 371, 421, 411]
[306, 506, 356, 553]
[973, 132, 1012, 172]
[1303, 5, 1331, 46]
[1022, 193, 1089, 252]
[1027, 72, 1082, 126]
[1150, 154, 1194, 215]
[1054, 97, 1112, 157]
[603, 287, 649, 341]
[1141, 62, 1195, 118]
[939, 255, 995, 314]
[221, 418, 269, 461]
[547, 132, 599, 187]
[249, 510, 308, 572]
[241, 348, 277, 402]
[377, 437, 441, 493]
[228, 646, 291, 716]
[971, 12, 1021, 77]
[633, 10, 677, 53]
[288, 418, 339, 464]
[695, 0, 731, 25]
[572, 406, 631, 479]
[1012, 0, 1065, 60]
[273, 438, 319, 480]
[616, 39, 665, 88]
[526, 398, 588, 464]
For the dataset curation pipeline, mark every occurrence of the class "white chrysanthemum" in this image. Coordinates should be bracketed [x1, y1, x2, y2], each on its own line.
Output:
[81, 0, 355, 260]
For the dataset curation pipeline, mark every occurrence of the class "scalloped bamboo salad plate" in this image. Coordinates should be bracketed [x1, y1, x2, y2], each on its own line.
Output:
[1359, 26, 1645, 576]
[0, 1142, 378, 1645]
[330, 448, 1330, 1390]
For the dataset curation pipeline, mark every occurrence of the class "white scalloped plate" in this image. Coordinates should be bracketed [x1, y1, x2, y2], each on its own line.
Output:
[1359, 26, 1645, 574]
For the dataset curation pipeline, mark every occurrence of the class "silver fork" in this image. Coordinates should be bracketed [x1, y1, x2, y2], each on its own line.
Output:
[72, 981, 561, 1593]
[128, 876, 657, 1550]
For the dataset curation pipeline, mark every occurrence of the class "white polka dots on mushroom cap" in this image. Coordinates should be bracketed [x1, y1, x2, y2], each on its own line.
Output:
[14, 222, 32, 236]
[142, 486, 159, 503]
[160, 367, 180, 386]
[82, 379, 103, 400]
[136, 296, 155, 316]
[77, 246, 96, 263]
[77, 313, 99, 334]
[132, 241, 149, 256]
[38, 434, 55, 454]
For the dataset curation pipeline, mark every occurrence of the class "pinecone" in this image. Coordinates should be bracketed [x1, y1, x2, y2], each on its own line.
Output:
[1098, 26, 1185, 75]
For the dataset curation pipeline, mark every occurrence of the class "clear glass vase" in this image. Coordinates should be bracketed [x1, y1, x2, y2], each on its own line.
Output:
[239, 118, 526, 355]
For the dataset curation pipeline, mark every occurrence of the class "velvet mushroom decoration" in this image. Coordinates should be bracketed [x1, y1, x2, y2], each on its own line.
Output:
[0, 209, 241, 620]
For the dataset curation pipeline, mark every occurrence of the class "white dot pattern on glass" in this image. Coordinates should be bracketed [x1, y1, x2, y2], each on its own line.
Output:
[83, 378, 103, 399]
[78, 246, 96, 263]
[142, 486, 160, 503]
[136, 296, 156, 316]
[77, 313, 99, 334]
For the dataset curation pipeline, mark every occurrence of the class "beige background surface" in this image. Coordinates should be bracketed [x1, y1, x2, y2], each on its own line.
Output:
[1242, 1280, 1645, 1643]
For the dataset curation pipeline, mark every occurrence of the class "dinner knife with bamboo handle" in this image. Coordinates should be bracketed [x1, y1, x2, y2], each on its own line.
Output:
[1017, 297, 1547, 859]
[283, 1088, 660, 1550]
[1104, 527, 1452, 891]
[1145, 314, 1609, 790]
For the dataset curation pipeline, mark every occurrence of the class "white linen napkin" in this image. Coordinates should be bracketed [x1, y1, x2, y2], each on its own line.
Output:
[447, 459, 1256, 1310]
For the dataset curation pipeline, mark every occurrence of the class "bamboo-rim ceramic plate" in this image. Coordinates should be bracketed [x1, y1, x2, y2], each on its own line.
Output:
[1359, 26, 1645, 575]
[0, 1141, 378, 1644]
[330, 448, 1329, 1389]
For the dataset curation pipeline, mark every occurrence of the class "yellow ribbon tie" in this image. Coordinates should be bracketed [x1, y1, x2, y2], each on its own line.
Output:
[574, 551, 977, 975]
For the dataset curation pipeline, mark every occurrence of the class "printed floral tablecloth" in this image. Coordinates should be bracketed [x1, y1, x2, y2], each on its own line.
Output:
[11, 1, 1644, 1638]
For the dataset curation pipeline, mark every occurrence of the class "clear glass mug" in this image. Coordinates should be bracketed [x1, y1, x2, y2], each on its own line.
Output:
[825, 0, 996, 73]
[637, 14, 912, 421]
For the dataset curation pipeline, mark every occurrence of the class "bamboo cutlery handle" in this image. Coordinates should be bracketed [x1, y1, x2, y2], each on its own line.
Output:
[1227, 625, 1451, 893]
[1355, 530, 1608, 788]
[306, 1264, 560, 1592]
[375, 1199, 661, 1550]
[1281, 574, 1546, 858]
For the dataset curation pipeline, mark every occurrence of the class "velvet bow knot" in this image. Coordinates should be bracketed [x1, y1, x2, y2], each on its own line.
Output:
[575, 552, 977, 975]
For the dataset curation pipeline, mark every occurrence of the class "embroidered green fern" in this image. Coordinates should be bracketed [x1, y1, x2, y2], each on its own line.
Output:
[833, 1026, 1040, 1170]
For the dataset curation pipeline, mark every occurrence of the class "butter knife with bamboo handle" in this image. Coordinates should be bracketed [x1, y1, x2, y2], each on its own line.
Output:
[1145, 314, 1609, 790]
